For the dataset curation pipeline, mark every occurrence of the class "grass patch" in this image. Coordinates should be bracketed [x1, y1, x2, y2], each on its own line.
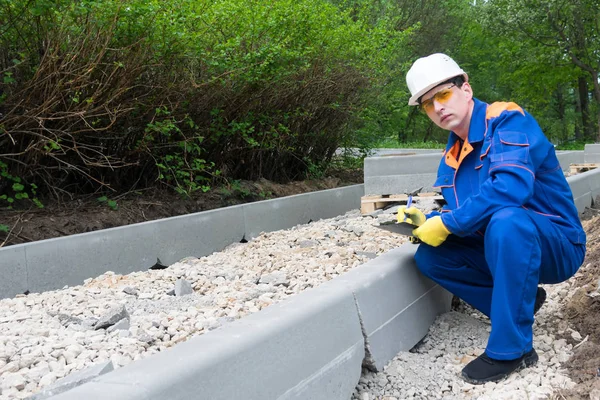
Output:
[555, 141, 586, 151]
[371, 138, 445, 149]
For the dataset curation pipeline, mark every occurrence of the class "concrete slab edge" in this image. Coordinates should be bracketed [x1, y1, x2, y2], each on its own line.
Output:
[333, 245, 452, 371]
[584, 144, 600, 163]
[0, 185, 364, 298]
[556, 151, 584, 171]
[567, 167, 600, 213]
[45, 243, 446, 400]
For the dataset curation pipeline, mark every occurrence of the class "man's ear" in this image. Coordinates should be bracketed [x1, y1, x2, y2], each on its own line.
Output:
[461, 82, 474, 101]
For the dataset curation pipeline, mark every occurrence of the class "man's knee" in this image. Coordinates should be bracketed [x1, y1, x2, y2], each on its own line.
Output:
[487, 207, 532, 233]
[414, 244, 437, 278]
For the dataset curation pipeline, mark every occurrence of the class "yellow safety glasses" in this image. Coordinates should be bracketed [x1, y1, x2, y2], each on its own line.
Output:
[420, 84, 456, 113]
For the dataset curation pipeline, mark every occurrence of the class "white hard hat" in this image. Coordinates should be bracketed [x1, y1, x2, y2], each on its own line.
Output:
[406, 53, 468, 106]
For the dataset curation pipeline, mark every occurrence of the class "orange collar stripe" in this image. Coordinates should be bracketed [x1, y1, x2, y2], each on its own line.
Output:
[485, 102, 524, 120]
[444, 140, 473, 170]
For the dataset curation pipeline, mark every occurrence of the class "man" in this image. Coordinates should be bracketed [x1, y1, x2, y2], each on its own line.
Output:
[401, 53, 586, 384]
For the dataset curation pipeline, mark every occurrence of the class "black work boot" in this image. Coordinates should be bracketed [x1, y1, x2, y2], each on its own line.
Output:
[461, 349, 538, 384]
[534, 287, 547, 315]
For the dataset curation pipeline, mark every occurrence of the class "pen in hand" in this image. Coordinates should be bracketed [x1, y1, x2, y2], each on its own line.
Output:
[404, 195, 413, 222]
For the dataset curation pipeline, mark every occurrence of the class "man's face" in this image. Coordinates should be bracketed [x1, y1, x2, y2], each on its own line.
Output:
[420, 82, 473, 134]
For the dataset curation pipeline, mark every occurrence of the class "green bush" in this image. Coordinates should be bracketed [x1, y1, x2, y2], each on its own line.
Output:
[0, 0, 410, 200]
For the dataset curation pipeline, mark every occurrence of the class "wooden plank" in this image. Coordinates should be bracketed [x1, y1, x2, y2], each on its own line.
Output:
[360, 193, 446, 214]
[360, 194, 406, 214]
[388, 194, 409, 200]
[360, 195, 407, 204]
[360, 194, 444, 204]
[570, 163, 599, 174]
[361, 194, 386, 201]
[360, 202, 377, 214]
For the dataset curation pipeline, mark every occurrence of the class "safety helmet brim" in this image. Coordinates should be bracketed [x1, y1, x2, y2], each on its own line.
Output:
[407, 73, 468, 106]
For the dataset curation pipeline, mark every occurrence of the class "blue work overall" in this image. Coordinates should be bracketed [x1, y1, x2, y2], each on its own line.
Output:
[415, 98, 586, 360]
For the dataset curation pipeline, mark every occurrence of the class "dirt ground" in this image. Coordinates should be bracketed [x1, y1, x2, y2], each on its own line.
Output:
[0, 168, 363, 247]
[557, 207, 600, 399]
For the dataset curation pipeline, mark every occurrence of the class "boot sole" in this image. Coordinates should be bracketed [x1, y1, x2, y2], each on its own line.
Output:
[461, 350, 539, 385]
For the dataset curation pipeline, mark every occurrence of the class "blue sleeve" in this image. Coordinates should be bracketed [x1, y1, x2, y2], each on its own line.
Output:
[425, 210, 442, 219]
[441, 111, 549, 236]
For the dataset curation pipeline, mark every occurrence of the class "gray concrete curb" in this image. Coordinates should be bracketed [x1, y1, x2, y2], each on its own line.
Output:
[46, 244, 447, 400]
[557, 151, 586, 170]
[364, 154, 440, 195]
[568, 167, 600, 212]
[0, 185, 364, 299]
[584, 144, 600, 163]
[334, 245, 452, 371]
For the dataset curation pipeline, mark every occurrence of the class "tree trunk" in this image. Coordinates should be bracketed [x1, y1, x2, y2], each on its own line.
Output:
[574, 80, 582, 141]
[401, 107, 419, 143]
[555, 84, 569, 142]
[577, 76, 592, 140]
[592, 71, 600, 143]
[422, 121, 434, 142]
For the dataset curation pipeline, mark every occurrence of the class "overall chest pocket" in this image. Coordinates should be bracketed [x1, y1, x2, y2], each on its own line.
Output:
[489, 131, 530, 163]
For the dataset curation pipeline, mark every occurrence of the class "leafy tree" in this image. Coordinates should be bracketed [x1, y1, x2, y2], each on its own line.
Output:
[480, 0, 600, 141]
[328, 0, 473, 144]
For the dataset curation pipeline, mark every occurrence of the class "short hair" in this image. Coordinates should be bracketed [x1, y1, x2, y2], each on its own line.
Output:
[447, 75, 466, 87]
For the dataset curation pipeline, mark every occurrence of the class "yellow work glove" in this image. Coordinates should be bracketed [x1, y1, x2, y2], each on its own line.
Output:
[397, 206, 426, 226]
[412, 216, 451, 247]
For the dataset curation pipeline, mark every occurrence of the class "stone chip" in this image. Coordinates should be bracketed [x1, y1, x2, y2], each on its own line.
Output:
[94, 305, 129, 330]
